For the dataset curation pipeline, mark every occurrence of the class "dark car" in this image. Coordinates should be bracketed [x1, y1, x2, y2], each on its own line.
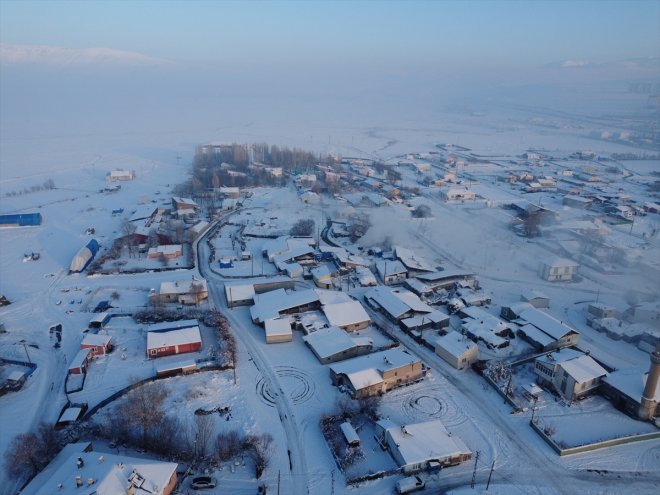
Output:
[191, 476, 217, 490]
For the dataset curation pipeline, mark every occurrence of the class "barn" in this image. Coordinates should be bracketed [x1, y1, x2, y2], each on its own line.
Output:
[70, 239, 100, 273]
[68, 349, 92, 374]
[0, 213, 42, 227]
[80, 334, 113, 356]
[147, 326, 202, 359]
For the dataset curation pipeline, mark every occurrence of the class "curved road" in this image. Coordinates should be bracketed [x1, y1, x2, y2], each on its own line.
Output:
[197, 222, 310, 495]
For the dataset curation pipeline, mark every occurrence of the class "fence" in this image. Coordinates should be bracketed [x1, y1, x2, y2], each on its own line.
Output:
[530, 419, 660, 456]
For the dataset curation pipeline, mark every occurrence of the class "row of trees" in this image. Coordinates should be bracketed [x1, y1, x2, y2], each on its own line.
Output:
[192, 142, 330, 192]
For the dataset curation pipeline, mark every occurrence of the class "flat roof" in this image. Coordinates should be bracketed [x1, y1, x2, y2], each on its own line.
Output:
[264, 317, 293, 337]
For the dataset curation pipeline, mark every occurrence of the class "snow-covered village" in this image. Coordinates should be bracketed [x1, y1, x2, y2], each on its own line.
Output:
[1, 2, 659, 495]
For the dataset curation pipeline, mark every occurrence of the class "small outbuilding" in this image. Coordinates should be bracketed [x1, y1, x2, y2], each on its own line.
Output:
[264, 317, 293, 344]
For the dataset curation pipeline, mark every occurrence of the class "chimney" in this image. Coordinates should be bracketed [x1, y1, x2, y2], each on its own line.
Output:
[638, 340, 660, 420]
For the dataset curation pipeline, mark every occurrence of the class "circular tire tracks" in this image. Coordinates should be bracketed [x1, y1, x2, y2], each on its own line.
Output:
[256, 366, 316, 407]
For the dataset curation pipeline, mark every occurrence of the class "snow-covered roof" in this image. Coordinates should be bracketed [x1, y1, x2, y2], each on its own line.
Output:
[160, 279, 207, 296]
[224, 282, 256, 303]
[519, 324, 555, 347]
[89, 312, 110, 324]
[394, 289, 434, 313]
[147, 326, 201, 350]
[311, 263, 336, 281]
[272, 244, 314, 264]
[329, 348, 420, 385]
[22, 444, 177, 495]
[375, 259, 407, 277]
[81, 334, 112, 347]
[435, 331, 477, 358]
[147, 319, 198, 333]
[340, 421, 360, 445]
[385, 419, 471, 468]
[250, 288, 320, 323]
[462, 320, 507, 347]
[189, 220, 209, 234]
[322, 300, 371, 328]
[416, 270, 476, 283]
[461, 306, 509, 332]
[519, 308, 578, 340]
[559, 354, 608, 383]
[603, 367, 660, 402]
[395, 245, 435, 272]
[304, 326, 372, 361]
[264, 317, 293, 338]
[172, 196, 197, 207]
[365, 286, 412, 319]
[536, 348, 584, 367]
[542, 257, 579, 268]
[69, 348, 91, 370]
[58, 406, 83, 423]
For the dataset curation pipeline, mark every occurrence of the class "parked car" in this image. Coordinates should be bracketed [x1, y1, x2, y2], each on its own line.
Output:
[396, 475, 425, 494]
[191, 476, 217, 490]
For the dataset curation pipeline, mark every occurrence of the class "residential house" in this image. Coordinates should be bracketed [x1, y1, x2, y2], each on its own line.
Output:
[435, 332, 479, 370]
[107, 169, 134, 181]
[375, 419, 471, 474]
[80, 334, 112, 356]
[539, 257, 579, 282]
[20, 441, 178, 495]
[517, 307, 580, 351]
[304, 326, 373, 364]
[146, 324, 202, 359]
[157, 279, 208, 305]
[264, 317, 293, 344]
[329, 348, 424, 398]
[375, 259, 408, 285]
[534, 349, 608, 401]
[322, 300, 371, 332]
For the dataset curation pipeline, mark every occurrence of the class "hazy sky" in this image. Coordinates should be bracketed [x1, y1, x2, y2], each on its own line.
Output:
[1, 0, 658, 70]
[1, 0, 658, 161]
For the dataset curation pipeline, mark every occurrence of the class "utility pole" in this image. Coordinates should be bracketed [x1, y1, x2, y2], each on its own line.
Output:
[277, 469, 281, 495]
[331, 469, 335, 495]
[21, 342, 31, 364]
[486, 459, 495, 490]
[471, 450, 480, 489]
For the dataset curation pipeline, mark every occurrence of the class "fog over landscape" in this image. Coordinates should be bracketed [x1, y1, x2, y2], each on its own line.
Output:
[1, 2, 659, 495]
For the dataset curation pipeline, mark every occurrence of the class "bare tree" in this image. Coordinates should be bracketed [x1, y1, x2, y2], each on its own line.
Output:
[194, 414, 215, 459]
[214, 429, 244, 463]
[4, 433, 46, 479]
[190, 280, 206, 307]
[120, 382, 168, 449]
[245, 433, 273, 479]
[290, 218, 315, 237]
[357, 394, 381, 420]
[121, 220, 139, 257]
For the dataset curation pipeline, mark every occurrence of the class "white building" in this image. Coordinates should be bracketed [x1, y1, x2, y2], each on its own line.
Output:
[539, 258, 579, 282]
[376, 419, 472, 474]
[534, 349, 608, 401]
[435, 331, 478, 369]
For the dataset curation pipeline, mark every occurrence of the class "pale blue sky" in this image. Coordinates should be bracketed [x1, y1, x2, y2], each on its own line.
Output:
[1, 0, 658, 69]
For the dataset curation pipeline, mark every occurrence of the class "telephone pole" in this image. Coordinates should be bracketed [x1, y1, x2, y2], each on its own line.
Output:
[471, 450, 480, 489]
